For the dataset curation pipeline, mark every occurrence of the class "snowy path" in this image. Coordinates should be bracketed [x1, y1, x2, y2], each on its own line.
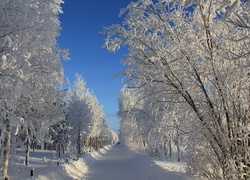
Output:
[84, 145, 191, 180]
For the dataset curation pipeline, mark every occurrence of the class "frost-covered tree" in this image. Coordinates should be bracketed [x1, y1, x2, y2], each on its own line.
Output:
[118, 87, 143, 147]
[99, 120, 119, 145]
[104, 0, 249, 179]
[118, 85, 187, 161]
[0, 0, 67, 176]
[66, 74, 106, 157]
[214, 0, 249, 61]
[66, 74, 90, 156]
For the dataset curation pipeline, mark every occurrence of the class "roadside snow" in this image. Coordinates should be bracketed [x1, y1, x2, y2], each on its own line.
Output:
[7, 145, 196, 180]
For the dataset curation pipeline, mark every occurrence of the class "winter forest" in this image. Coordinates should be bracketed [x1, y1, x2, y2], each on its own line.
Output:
[0, 0, 249, 180]
[0, 0, 118, 178]
[103, 0, 249, 179]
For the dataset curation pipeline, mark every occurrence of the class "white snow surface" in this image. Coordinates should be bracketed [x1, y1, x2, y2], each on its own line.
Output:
[8, 145, 195, 180]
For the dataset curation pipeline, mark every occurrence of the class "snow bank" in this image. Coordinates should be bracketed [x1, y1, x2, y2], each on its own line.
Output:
[128, 150, 190, 180]
[7, 146, 112, 180]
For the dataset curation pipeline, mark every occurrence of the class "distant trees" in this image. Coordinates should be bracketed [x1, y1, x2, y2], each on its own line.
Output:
[66, 74, 110, 157]
[118, 86, 186, 161]
[104, 0, 249, 179]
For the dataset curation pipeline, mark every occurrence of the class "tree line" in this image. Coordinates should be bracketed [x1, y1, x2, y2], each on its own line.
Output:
[0, 0, 117, 178]
[103, 0, 249, 179]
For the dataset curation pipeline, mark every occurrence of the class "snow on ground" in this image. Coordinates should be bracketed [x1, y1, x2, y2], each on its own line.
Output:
[7, 145, 197, 180]
[84, 145, 193, 180]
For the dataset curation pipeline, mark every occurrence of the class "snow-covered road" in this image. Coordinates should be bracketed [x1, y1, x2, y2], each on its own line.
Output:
[84, 145, 191, 180]
[9, 145, 196, 179]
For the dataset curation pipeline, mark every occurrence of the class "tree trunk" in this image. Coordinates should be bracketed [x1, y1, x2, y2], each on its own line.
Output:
[163, 136, 167, 159]
[25, 137, 30, 166]
[95, 137, 98, 149]
[58, 143, 61, 158]
[177, 133, 180, 162]
[0, 129, 4, 159]
[176, 123, 181, 163]
[32, 137, 36, 152]
[2, 117, 11, 177]
[89, 137, 92, 149]
[62, 144, 65, 154]
[169, 138, 172, 161]
[77, 130, 81, 155]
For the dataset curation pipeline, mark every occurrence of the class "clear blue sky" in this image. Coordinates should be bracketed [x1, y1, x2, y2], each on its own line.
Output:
[57, 1, 132, 132]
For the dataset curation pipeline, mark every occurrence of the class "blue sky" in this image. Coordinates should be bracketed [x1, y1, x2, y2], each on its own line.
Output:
[57, 1, 132, 132]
